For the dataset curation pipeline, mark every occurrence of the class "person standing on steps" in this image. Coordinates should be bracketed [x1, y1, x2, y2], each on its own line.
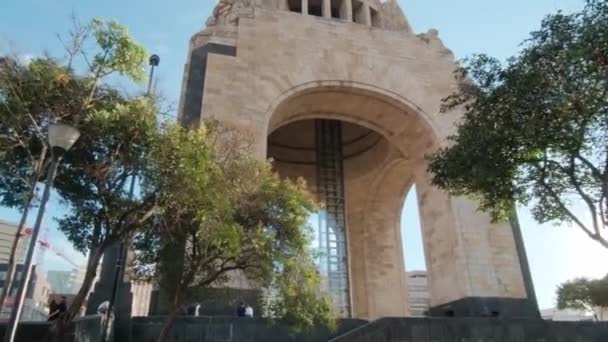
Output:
[236, 302, 246, 317]
[244, 304, 253, 318]
[48, 295, 66, 322]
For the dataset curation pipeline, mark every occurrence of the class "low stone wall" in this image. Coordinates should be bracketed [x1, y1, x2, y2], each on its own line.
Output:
[328, 317, 608, 342]
[0, 320, 51, 342]
[0, 315, 103, 342]
[131, 316, 367, 342]
[148, 288, 262, 316]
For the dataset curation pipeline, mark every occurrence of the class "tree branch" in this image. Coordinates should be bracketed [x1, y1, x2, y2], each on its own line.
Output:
[566, 155, 602, 238]
[536, 163, 608, 248]
[116, 192, 157, 227]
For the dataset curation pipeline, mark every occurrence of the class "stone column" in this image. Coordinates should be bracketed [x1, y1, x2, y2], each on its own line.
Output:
[508, 205, 539, 314]
[415, 173, 470, 308]
[302, 0, 308, 15]
[89, 245, 116, 297]
[362, 200, 409, 318]
[322, 0, 331, 18]
[348, 159, 411, 319]
[87, 243, 124, 312]
[341, 0, 353, 21]
[362, 4, 371, 26]
[87, 242, 133, 342]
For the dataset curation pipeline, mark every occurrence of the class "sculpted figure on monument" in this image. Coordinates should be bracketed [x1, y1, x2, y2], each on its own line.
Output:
[206, 0, 254, 27]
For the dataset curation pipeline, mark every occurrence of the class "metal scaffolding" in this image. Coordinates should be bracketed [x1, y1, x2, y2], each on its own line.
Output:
[315, 119, 351, 317]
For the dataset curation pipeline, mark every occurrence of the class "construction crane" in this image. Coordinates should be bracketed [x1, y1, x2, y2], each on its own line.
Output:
[37, 239, 79, 269]
[23, 227, 80, 269]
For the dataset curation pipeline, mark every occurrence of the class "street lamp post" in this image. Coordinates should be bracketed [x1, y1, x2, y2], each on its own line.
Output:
[146, 54, 160, 95]
[4, 123, 80, 342]
[99, 53, 160, 342]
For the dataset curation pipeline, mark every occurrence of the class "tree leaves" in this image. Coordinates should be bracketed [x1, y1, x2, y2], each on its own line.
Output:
[428, 0, 608, 248]
[133, 122, 334, 334]
[0, 17, 156, 336]
[90, 19, 148, 82]
[262, 255, 336, 333]
[557, 275, 608, 320]
[0, 18, 151, 210]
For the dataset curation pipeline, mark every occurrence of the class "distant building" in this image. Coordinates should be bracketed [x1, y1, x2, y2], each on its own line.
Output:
[131, 281, 153, 316]
[46, 264, 101, 319]
[47, 270, 76, 294]
[70, 264, 88, 292]
[541, 308, 595, 321]
[406, 271, 430, 317]
[0, 220, 31, 265]
[29, 268, 51, 320]
[0, 264, 50, 321]
[48, 264, 99, 295]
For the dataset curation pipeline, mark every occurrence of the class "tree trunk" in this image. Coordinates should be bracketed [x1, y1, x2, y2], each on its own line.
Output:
[0, 183, 37, 313]
[53, 244, 105, 342]
[156, 286, 183, 342]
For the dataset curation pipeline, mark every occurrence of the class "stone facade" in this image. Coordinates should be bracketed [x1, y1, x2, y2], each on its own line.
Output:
[178, 0, 536, 320]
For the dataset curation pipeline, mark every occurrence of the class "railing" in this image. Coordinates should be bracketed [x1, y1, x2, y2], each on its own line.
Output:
[328, 317, 608, 342]
[0, 314, 103, 342]
[131, 316, 367, 342]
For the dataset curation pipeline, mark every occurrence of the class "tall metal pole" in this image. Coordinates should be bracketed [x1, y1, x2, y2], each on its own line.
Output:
[100, 177, 134, 342]
[4, 150, 62, 342]
[147, 54, 160, 96]
[100, 54, 160, 342]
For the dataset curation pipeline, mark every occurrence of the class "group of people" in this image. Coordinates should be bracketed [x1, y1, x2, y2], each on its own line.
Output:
[177, 301, 253, 317]
[236, 302, 253, 318]
[47, 295, 67, 322]
[48, 296, 254, 320]
[179, 303, 202, 316]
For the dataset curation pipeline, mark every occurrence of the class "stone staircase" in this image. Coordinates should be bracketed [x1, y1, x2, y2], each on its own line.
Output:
[328, 317, 608, 342]
[327, 318, 386, 342]
[130, 316, 368, 342]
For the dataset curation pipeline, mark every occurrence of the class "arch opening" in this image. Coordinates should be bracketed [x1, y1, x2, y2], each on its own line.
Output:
[265, 83, 441, 160]
[401, 185, 430, 317]
[268, 118, 393, 317]
[265, 84, 461, 319]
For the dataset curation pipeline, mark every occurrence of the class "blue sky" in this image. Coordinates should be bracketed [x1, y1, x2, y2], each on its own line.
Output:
[1, 0, 606, 310]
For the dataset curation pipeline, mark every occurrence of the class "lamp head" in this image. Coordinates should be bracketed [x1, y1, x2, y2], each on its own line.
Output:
[149, 54, 160, 67]
[48, 123, 80, 152]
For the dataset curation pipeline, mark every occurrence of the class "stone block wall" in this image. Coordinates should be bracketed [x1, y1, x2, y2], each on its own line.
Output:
[329, 317, 608, 342]
[0, 315, 103, 342]
[131, 316, 367, 342]
[178, 3, 535, 319]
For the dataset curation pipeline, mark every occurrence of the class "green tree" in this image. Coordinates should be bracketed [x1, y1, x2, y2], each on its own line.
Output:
[261, 255, 335, 333]
[53, 95, 158, 335]
[428, 0, 608, 248]
[0, 17, 151, 338]
[0, 53, 102, 314]
[133, 122, 335, 342]
[557, 275, 608, 321]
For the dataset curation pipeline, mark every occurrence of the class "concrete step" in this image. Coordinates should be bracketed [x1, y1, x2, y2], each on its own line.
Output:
[328, 317, 608, 342]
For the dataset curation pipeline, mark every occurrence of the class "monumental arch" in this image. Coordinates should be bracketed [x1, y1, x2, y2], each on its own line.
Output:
[178, 0, 538, 320]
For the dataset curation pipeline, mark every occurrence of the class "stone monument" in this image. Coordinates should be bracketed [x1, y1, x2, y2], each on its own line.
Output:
[175, 0, 538, 320]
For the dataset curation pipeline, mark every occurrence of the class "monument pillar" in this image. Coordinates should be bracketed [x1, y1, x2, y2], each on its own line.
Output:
[87, 242, 133, 342]
[362, 4, 371, 26]
[341, 0, 353, 21]
[179, 0, 538, 319]
[322, 0, 331, 18]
